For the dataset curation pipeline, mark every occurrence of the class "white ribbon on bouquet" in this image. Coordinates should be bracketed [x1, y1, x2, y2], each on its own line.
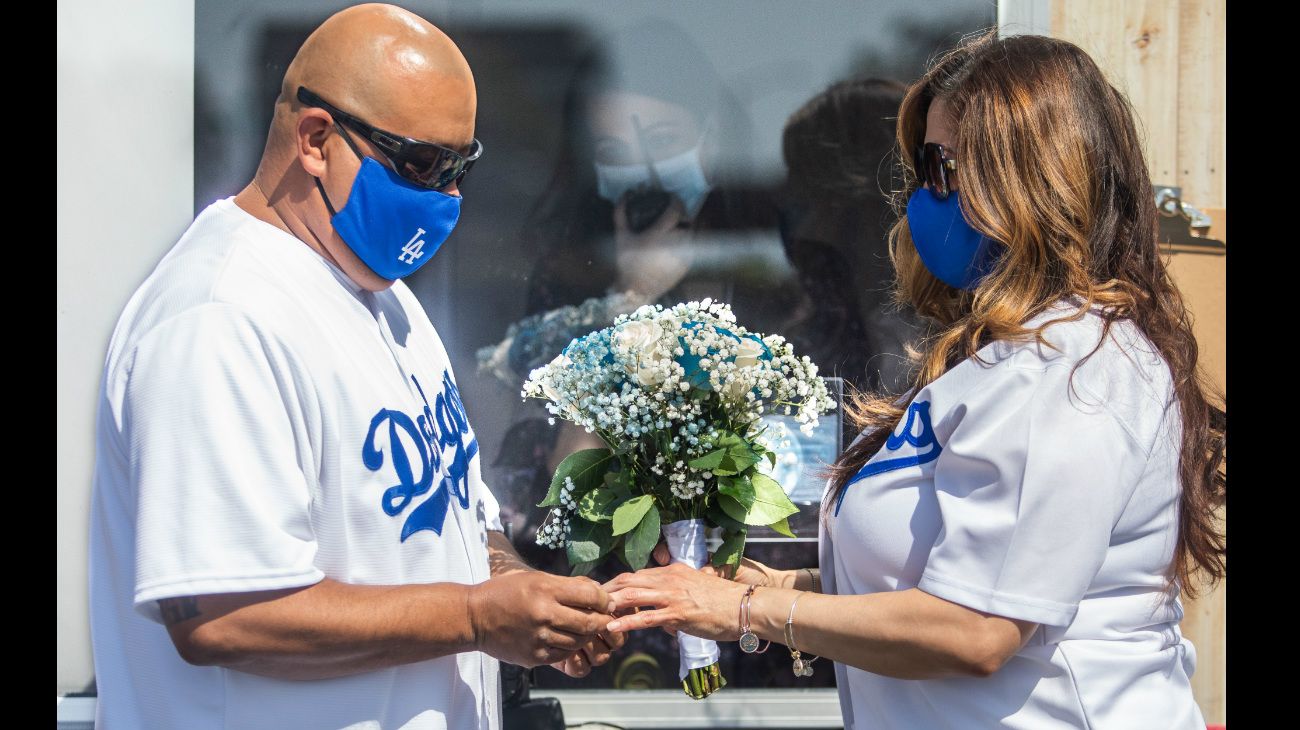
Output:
[661, 518, 721, 680]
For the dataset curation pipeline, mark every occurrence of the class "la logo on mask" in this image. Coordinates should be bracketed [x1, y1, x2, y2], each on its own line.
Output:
[399, 228, 427, 264]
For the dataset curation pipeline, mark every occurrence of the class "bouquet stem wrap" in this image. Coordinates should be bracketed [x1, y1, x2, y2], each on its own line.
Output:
[662, 519, 721, 688]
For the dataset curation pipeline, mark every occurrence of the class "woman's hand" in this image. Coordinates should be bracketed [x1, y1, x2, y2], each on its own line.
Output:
[611, 197, 695, 302]
[604, 563, 750, 642]
[650, 542, 791, 588]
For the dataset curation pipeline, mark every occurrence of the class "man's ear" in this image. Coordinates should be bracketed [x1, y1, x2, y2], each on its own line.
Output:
[297, 111, 334, 179]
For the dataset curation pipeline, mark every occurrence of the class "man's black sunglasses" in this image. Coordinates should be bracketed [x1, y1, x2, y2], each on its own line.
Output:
[297, 86, 482, 191]
[913, 142, 957, 200]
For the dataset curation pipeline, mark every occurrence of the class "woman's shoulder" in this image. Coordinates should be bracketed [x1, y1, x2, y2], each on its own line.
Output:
[977, 299, 1166, 376]
[943, 298, 1177, 455]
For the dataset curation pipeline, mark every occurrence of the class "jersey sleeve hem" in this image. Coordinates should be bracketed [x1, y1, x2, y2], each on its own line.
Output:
[917, 569, 1077, 627]
[133, 567, 326, 624]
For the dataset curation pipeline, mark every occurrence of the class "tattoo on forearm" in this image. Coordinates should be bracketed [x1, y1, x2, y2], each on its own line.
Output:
[159, 596, 201, 625]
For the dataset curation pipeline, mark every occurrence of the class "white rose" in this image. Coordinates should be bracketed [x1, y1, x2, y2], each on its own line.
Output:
[614, 320, 661, 356]
[540, 354, 570, 403]
[614, 321, 670, 387]
[734, 337, 765, 369]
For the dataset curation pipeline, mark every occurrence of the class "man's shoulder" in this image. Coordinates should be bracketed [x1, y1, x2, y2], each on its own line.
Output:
[105, 200, 326, 375]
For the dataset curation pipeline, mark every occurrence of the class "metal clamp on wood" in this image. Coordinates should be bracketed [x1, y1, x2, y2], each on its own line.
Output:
[1155, 185, 1225, 253]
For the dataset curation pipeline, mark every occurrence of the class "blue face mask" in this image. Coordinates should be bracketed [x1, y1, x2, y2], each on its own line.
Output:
[595, 145, 713, 219]
[905, 187, 1000, 290]
[316, 156, 462, 281]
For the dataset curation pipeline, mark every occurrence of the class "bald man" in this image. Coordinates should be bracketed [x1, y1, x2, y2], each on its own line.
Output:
[88, 5, 621, 728]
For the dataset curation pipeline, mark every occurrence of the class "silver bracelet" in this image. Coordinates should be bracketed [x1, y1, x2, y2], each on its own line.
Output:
[783, 592, 820, 677]
[738, 585, 770, 654]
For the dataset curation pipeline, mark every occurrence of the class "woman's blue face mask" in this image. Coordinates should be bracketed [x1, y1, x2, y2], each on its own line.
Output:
[905, 187, 1000, 290]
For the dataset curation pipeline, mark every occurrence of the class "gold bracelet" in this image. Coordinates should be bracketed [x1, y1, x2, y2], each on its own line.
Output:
[783, 592, 820, 677]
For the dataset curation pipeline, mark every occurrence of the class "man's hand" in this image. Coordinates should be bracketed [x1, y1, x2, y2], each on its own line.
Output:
[467, 571, 616, 669]
[548, 628, 626, 678]
[483, 530, 626, 676]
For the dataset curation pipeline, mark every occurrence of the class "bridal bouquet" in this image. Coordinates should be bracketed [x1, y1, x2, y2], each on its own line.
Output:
[523, 299, 835, 698]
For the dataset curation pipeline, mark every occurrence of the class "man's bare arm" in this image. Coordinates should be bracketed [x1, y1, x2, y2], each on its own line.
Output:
[160, 571, 612, 681]
[487, 529, 533, 577]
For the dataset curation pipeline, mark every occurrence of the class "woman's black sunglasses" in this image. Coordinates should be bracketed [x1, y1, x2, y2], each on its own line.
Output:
[297, 86, 482, 191]
[913, 142, 957, 200]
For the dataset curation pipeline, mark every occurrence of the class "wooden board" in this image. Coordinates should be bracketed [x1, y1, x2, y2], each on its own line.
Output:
[1046, 3, 1226, 723]
[1177, 0, 1226, 208]
[1053, 1, 1182, 185]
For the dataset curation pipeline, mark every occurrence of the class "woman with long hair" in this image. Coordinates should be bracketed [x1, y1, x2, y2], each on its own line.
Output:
[604, 31, 1226, 728]
[779, 76, 926, 400]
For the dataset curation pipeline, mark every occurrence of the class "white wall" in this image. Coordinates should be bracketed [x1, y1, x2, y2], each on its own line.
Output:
[56, 0, 194, 694]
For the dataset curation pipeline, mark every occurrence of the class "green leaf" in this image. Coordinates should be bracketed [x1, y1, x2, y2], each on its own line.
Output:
[718, 494, 750, 526]
[720, 473, 798, 526]
[706, 501, 748, 533]
[566, 518, 615, 564]
[767, 516, 796, 538]
[711, 453, 739, 476]
[727, 449, 760, 474]
[711, 527, 747, 568]
[715, 432, 745, 449]
[604, 471, 633, 500]
[718, 475, 755, 511]
[612, 494, 655, 536]
[540, 448, 613, 507]
[765, 451, 777, 468]
[750, 473, 800, 522]
[688, 449, 726, 471]
[621, 507, 661, 570]
[612, 547, 634, 571]
[571, 560, 599, 576]
[578, 489, 622, 523]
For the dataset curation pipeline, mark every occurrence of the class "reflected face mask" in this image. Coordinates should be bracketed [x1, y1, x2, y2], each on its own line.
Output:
[595, 146, 713, 219]
[316, 156, 462, 281]
[905, 187, 1000, 290]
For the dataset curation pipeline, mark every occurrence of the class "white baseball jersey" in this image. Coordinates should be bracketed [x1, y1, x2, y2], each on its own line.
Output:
[89, 197, 504, 730]
[821, 299, 1206, 729]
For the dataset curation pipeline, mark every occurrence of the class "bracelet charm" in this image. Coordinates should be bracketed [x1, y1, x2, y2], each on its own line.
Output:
[738, 585, 770, 654]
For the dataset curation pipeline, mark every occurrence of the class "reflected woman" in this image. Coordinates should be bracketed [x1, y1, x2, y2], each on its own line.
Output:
[779, 76, 927, 402]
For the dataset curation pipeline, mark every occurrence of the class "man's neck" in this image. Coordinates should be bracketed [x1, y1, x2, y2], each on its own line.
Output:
[232, 177, 375, 296]
[233, 179, 293, 236]
[234, 178, 341, 268]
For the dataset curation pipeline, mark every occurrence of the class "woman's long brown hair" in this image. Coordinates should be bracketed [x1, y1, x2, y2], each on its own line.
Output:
[825, 31, 1226, 598]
